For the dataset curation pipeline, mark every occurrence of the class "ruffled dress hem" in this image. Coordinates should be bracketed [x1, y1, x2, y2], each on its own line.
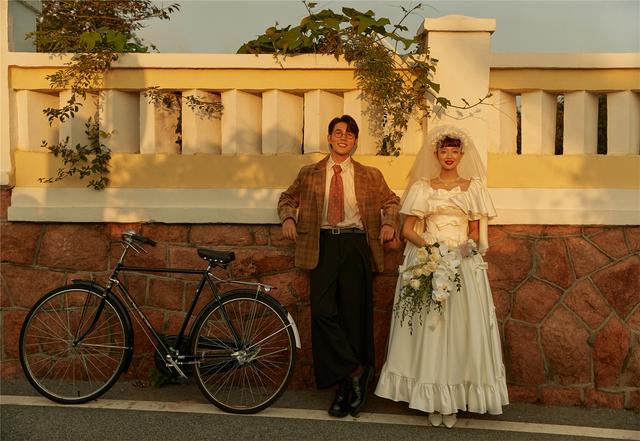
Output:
[375, 371, 509, 415]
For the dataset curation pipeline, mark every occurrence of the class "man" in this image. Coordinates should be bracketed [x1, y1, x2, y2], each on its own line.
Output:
[278, 114, 400, 418]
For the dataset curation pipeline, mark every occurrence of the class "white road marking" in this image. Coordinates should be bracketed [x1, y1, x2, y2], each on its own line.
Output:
[1, 395, 638, 440]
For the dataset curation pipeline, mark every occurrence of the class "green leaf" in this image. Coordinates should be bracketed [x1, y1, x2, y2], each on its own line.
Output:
[79, 31, 101, 50]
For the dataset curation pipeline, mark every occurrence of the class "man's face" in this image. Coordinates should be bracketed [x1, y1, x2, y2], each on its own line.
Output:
[328, 122, 357, 160]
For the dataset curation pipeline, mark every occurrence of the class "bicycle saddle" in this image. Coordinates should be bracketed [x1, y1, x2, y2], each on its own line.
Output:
[197, 248, 235, 265]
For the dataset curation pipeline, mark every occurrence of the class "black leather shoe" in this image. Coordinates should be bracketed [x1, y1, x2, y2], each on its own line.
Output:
[349, 367, 373, 417]
[328, 380, 350, 418]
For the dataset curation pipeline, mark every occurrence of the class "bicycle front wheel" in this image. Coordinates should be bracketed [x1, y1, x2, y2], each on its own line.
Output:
[191, 291, 296, 414]
[19, 285, 130, 404]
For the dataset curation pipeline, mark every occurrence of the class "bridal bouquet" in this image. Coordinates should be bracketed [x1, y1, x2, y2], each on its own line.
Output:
[394, 240, 478, 332]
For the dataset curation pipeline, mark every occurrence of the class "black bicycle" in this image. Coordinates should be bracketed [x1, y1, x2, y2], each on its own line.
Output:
[18, 231, 300, 414]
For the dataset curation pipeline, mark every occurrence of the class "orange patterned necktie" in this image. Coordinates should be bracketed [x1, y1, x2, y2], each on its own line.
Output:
[327, 164, 345, 226]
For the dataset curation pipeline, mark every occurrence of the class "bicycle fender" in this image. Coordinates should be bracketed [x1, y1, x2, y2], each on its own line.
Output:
[220, 289, 302, 349]
[71, 280, 135, 372]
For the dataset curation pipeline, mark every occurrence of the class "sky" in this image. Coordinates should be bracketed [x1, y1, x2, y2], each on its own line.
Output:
[136, 0, 640, 54]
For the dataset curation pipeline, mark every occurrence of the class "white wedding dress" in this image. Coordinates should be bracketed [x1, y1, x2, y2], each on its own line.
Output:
[375, 178, 509, 415]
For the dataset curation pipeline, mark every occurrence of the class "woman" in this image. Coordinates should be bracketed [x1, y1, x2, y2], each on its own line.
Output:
[375, 125, 509, 428]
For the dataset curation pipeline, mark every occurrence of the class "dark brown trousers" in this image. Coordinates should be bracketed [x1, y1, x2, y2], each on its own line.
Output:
[310, 231, 374, 389]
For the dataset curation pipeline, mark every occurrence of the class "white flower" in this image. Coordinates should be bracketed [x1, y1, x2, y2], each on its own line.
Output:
[429, 249, 441, 262]
[438, 243, 450, 257]
[432, 289, 449, 301]
[433, 276, 453, 292]
[401, 271, 413, 284]
[425, 261, 438, 273]
[442, 252, 460, 269]
[416, 247, 429, 263]
[409, 279, 421, 290]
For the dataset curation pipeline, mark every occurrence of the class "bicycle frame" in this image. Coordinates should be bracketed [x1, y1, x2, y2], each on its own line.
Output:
[77, 239, 278, 379]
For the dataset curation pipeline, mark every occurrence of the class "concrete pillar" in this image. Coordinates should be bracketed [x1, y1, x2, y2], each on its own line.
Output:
[221, 90, 261, 155]
[100, 90, 139, 153]
[182, 89, 221, 155]
[607, 91, 640, 155]
[15, 90, 59, 151]
[140, 92, 180, 154]
[563, 91, 598, 154]
[487, 90, 518, 153]
[421, 15, 495, 163]
[261, 90, 303, 155]
[59, 90, 98, 147]
[303, 90, 343, 154]
[521, 91, 557, 155]
[0, 0, 10, 184]
[399, 117, 427, 155]
[343, 90, 376, 155]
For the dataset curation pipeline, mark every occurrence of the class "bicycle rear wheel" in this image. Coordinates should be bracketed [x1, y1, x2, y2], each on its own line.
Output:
[19, 285, 130, 404]
[190, 291, 296, 414]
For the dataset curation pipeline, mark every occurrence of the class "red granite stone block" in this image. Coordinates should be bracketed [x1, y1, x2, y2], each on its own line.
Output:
[542, 226, 582, 236]
[253, 226, 270, 246]
[373, 275, 398, 313]
[507, 385, 539, 403]
[38, 224, 109, 271]
[627, 308, 640, 333]
[621, 345, 640, 388]
[382, 246, 404, 275]
[627, 390, 640, 411]
[594, 317, 631, 388]
[592, 256, 640, 319]
[168, 246, 208, 280]
[502, 225, 544, 236]
[624, 226, 640, 253]
[2, 310, 28, 358]
[563, 279, 611, 330]
[111, 242, 167, 269]
[535, 238, 574, 289]
[512, 279, 562, 324]
[147, 278, 185, 311]
[373, 310, 392, 369]
[566, 237, 611, 278]
[132, 308, 165, 354]
[504, 321, 545, 384]
[488, 226, 510, 246]
[485, 237, 533, 291]
[232, 248, 295, 277]
[105, 223, 142, 240]
[190, 225, 254, 247]
[0, 272, 10, 307]
[141, 224, 189, 243]
[0, 360, 21, 378]
[541, 307, 591, 385]
[259, 271, 303, 309]
[584, 387, 625, 409]
[0, 187, 11, 220]
[582, 226, 605, 237]
[540, 387, 583, 406]
[269, 225, 296, 248]
[1, 264, 66, 308]
[123, 272, 148, 307]
[0, 223, 41, 265]
[590, 228, 630, 259]
[491, 287, 511, 322]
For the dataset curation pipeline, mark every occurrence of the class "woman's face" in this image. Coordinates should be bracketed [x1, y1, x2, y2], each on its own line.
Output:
[436, 142, 464, 171]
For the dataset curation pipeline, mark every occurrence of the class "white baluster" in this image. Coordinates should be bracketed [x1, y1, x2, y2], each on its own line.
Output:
[303, 90, 343, 154]
[262, 90, 303, 155]
[607, 91, 640, 155]
[15, 90, 59, 151]
[182, 89, 221, 155]
[521, 91, 557, 154]
[563, 91, 598, 155]
[100, 90, 139, 153]
[221, 89, 262, 155]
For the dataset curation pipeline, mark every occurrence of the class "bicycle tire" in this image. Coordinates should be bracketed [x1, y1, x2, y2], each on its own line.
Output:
[19, 284, 131, 404]
[190, 290, 296, 414]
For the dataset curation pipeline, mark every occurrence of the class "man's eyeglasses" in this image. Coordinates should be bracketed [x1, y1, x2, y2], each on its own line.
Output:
[332, 130, 356, 140]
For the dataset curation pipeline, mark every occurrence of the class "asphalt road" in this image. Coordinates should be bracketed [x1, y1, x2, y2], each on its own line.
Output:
[2, 380, 638, 441]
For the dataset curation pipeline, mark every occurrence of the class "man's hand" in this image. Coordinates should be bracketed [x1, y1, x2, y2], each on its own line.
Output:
[379, 224, 395, 244]
[282, 218, 297, 241]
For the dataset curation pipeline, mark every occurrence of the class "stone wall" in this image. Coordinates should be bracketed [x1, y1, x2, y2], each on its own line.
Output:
[1, 187, 638, 410]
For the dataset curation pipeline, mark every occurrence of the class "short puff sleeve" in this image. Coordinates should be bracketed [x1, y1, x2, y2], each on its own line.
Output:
[400, 179, 433, 218]
[461, 178, 497, 220]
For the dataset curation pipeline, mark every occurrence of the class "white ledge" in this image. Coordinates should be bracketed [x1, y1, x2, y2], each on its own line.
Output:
[422, 15, 496, 33]
[491, 52, 640, 69]
[5, 52, 352, 69]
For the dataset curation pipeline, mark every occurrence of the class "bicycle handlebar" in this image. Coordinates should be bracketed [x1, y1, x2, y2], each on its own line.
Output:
[122, 231, 157, 247]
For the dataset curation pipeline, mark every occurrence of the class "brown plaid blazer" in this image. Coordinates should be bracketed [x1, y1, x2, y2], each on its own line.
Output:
[278, 156, 400, 272]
